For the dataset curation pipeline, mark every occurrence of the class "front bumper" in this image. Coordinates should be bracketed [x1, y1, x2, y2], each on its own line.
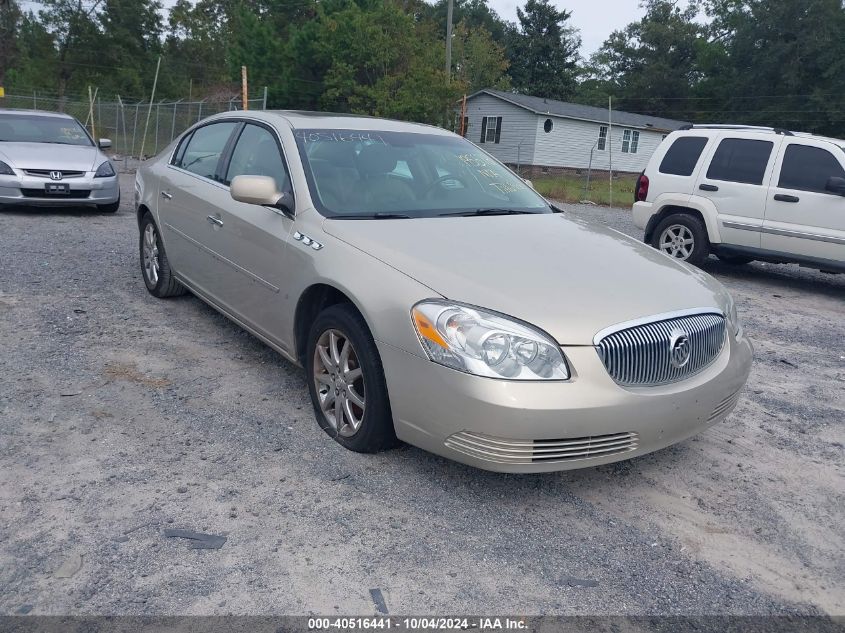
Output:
[379, 333, 753, 473]
[0, 173, 119, 207]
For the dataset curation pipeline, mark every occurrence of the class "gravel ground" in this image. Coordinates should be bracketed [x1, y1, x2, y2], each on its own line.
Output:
[0, 175, 843, 616]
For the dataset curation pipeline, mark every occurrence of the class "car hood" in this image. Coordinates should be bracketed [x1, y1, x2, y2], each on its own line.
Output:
[323, 213, 729, 345]
[0, 142, 101, 171]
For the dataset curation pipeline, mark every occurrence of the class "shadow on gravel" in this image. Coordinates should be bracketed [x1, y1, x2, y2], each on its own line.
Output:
[0, 205, 121, 217]
[700, 259, 845, 298]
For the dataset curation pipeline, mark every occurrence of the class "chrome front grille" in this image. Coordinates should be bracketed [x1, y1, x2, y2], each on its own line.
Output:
[445, 431, 639, 464]
[596, 312, 726, 386]
[23, 169, 85, 178]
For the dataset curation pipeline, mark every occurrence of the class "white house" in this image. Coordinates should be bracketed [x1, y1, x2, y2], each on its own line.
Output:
[462, 89, 688, 176]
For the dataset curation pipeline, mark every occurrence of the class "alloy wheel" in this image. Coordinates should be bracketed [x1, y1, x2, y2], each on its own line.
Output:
[143, 223, 160, 285]
[659, 224, 694, 260]
[313, 329, 366, 437]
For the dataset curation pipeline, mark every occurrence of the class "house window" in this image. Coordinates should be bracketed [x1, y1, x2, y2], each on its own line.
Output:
[622, 129, 640, 153]
[597, 126, 608, 151]
[543, 118, 553, 133]
[480, 116, 502, 144]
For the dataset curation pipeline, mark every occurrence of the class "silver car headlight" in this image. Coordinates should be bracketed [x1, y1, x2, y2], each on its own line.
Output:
[94, 160, 115, 178]
[725, 294, 742, 338]
[411, 300, 569, 380]
[0, 160, 15, 176]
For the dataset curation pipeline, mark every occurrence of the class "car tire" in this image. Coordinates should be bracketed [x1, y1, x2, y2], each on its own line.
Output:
[717, 254, 754, 265]
[98, 197, 120, 213]
[139, 212, 187, 298]
[652, 213, 710, 265]
[306, 303, 397, 453]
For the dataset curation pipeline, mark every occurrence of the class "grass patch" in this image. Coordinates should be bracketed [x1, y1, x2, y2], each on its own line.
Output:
[531, 174, 638, 207]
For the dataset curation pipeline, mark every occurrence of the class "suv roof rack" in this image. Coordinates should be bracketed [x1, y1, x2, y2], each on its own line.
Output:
[677, 124, 794, 136]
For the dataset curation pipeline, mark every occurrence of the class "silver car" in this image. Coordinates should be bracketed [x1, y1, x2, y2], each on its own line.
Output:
[0, 109, 120, 212]
[135, 111, 753, 473]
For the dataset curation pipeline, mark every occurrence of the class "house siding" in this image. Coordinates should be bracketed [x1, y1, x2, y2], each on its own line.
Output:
[531, 114, 667, 174]
[465, 93, 538, 167]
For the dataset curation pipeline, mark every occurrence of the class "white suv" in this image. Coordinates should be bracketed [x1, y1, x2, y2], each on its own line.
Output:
[632, 125, 845, 273]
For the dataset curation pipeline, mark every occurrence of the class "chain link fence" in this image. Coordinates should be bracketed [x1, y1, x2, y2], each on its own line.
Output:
[1, 90, 268, 171]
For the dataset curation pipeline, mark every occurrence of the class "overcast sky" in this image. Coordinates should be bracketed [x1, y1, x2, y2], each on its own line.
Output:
[488, 0, 646, 56]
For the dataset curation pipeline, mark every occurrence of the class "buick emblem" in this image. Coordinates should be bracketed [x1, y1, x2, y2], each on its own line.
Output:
[669, 329, 691, 368]
[50, 171, 63, 180]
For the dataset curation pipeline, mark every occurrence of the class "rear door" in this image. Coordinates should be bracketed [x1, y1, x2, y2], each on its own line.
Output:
[158, 120, 240, 295]
[763, 140, 845, 264]
[203, 121, 298, 350]
[694, 134, 782, 248]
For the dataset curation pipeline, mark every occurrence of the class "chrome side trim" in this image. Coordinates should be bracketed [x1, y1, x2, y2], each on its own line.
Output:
[592, 307, 724, 346]
[722, 220, 845, 245]
[164, 222, 280, 293]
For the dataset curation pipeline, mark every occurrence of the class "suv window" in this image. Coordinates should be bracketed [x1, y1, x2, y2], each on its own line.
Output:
[178, 122, 238, 180]
[225, 124, 290, 191]
[778, 144, 845, 194]
[659, 136, 708, 176]
[706, 138, 773, 185]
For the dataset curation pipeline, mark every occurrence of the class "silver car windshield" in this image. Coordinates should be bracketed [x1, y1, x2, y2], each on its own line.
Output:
[294, 129, 550, 218]
[0, 114, 93, 146]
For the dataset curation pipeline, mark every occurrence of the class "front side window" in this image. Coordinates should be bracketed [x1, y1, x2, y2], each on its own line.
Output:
[706, 138, 773, 186]
[622, 129, 639, 154]
[225, 124, 290, 191]
[778, 144, 845, 193]
[294, 129, 550, 218]
[480, 116, 501, 144]
[0, 113, 92, 146]
[597, 126, 608, 151]
[659, 136, 709, 176]
[177, 121, 238, 180]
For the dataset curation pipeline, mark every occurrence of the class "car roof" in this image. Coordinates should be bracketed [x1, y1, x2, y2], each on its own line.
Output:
[0, 108, 76, 120]
[202, 109, 454, 136]
[675, 124, 845, 149]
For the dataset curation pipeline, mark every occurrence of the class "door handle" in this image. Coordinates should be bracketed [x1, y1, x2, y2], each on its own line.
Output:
[160, 191, 172, 200]
[206, 215, 224, 226]
[774, 194, 799, 203]
[699, 183, 719, 192]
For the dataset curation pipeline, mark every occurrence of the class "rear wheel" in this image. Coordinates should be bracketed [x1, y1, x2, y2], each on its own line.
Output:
[652, 213, 710, 265]
[306, 304, 396, 453]
[139, 212, 186, 298]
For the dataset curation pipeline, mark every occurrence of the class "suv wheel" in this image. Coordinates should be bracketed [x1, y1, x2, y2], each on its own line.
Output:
[306, 304, 396, 453]
[652, 213, 710, 265]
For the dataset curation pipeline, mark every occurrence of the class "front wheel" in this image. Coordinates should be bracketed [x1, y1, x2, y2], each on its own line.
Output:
[306, 304, 396, 453]
[98, 196, 120, 213]
[651, 213, 710, 265]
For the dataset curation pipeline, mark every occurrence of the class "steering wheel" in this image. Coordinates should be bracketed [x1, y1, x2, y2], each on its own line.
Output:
[424, 173, 469, 197]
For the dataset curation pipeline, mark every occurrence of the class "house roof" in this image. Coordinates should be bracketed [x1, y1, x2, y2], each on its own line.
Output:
[468, 89, 688, 132]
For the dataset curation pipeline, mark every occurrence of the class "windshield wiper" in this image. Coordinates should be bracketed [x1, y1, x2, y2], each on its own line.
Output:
[332, 212, 412, 220]
[437, 208, 537, 217]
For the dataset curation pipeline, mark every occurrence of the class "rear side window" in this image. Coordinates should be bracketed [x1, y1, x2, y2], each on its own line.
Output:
[706, 138, 773, 185]
[178, 122, 238, 180]
[659, 136, 708, 176]
[778, 144, 845, 193]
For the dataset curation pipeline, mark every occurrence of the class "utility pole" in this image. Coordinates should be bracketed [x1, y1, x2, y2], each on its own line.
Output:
[608, 95, 613, 208]
[241, 66, 249, 110]
[139, 55, 162, 161]
[445, 0, 453, 84]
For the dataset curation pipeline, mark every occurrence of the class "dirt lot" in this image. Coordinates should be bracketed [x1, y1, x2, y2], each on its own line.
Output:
[1, 174, 843, 616]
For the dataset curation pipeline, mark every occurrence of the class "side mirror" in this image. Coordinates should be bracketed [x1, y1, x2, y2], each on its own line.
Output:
[523, 178, 533, 188]
[230, 175, 294, 215]
[98, 138, 112, 149]
[824, 176, 845, 196]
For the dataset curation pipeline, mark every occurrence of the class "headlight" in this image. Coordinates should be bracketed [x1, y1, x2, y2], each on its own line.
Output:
[94, 160, 115, 178]
[411, 300, 569, 380]
[725, 295, 742, 337]
[0, 160, 15, 176]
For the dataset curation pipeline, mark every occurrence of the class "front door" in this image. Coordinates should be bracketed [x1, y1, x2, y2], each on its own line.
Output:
[764, 140, 845, 264]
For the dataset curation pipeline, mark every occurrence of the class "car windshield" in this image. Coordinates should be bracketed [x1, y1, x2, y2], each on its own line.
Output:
[0, 113, 93, 146]
[294, 129, 551, 218]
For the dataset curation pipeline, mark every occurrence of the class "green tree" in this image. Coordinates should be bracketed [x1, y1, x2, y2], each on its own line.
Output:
[506, 0, 581, 100]
[451, 21, 511, 94]
[97, 0, 164, 97]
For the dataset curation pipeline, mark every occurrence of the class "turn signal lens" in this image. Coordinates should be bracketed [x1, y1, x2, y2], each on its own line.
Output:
[411, 301, 569, 380]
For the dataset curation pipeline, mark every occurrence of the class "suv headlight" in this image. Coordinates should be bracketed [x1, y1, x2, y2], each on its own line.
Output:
[94, 160, 115, 178]
[0, 160, 15, 176]
[725, 295, 742, 338]
[411, 300, 569, 380]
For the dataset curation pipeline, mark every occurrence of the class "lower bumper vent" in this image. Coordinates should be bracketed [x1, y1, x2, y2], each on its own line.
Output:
[708, 389, 742, 422]
[21, 188, 92, 199]
[445, 431, 639, 465]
